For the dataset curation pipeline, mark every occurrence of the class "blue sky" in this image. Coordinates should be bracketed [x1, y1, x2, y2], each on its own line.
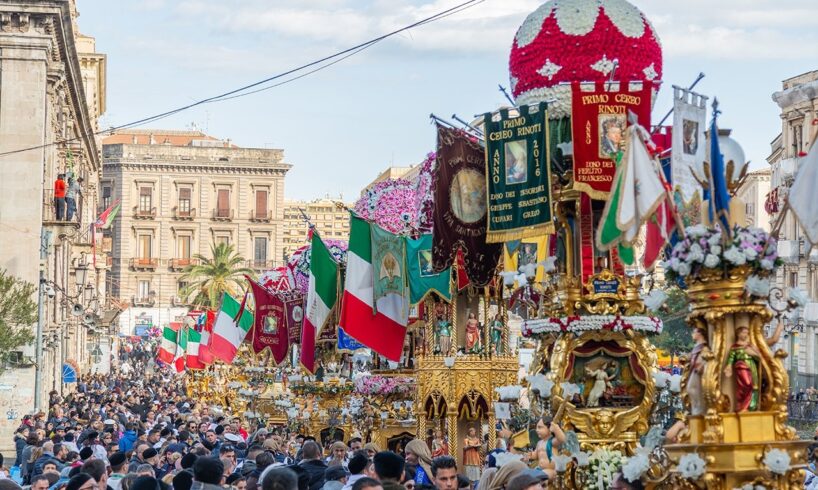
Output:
[78, 0, 817, 201]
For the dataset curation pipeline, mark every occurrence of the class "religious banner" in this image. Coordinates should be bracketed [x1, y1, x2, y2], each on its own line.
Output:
[671, 86, 708, 201]
[406, 234, 451, 305]
[483, 102, 554, 242]
[571, 81, 653, 199]
[284, 293, 304, 346]
[247, 280, 290, 365]
[432, 124, 502, 287]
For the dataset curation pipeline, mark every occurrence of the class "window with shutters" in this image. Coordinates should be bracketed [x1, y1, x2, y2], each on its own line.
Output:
[177, 236, 191, 260]
[138, 234, 152, 259]
[102, 185, 112, 209]
[217, 189, 230, 218]
[215, 235, 230, 247]
[254, 237, 267, 267]
[178, 188, 191, 214]
[139, 187, 152, 213]
[255, 190, 268, 219]
[138, 280, 151, 299]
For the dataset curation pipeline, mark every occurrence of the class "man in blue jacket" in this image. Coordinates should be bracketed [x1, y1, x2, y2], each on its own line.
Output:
[119, 423, 137, 453]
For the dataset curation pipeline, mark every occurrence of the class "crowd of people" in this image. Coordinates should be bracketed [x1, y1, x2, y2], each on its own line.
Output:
[0, 344, 647, 490]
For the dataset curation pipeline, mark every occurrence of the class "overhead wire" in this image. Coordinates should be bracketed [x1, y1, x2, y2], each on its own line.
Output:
[0, 0, 484, 158]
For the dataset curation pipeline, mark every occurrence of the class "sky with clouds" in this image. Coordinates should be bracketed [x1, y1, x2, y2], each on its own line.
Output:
[78, 0, 817, 200]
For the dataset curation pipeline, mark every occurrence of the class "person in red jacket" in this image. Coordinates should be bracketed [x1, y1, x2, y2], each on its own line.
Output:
[54, 174, 66, 220]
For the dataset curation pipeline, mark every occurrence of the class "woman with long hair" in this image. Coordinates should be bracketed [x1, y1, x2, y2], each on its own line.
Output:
[404, 439, 433, 485]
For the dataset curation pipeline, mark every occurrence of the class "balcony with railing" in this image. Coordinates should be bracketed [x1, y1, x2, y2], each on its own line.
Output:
[247, 259, 275, 271]
[133, 206, 157, 219]
[169, 258, 198, 271]
[212, 209, 234, 221]
[250, 210, 273, 223]
[42, 190, 81, 228]
[129, 257, 159, 270]
[132, 294, 156, 307]
[172, 207, 197, 220]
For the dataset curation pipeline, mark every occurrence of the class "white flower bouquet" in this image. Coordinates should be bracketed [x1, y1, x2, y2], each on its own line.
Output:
[663, 226, 781, 283]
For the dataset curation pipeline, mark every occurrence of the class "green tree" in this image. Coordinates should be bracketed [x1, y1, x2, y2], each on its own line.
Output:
[0, 269, 37, 372]
[653, 286, 693, 367]
[180, 243, 255, 309]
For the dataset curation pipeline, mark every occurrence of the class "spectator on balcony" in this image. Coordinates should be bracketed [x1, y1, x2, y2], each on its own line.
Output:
[66, 177, 83, 222]
[54, 174, 67, 220]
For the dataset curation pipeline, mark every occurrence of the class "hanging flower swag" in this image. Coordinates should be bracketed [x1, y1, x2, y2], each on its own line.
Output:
[523, 315, 663, 336]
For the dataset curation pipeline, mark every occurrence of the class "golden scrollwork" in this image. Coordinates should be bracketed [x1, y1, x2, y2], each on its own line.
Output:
[547, 330, 657, 452]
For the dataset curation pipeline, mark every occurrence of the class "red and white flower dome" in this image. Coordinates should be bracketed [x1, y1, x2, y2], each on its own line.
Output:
[509, 0, 662, 118]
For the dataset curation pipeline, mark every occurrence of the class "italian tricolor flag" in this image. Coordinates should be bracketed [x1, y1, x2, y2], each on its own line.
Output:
[172, 328, 188, 373]
[338, 215, 407, 361]
[301, 230, 338, 373]
[210, 293, 253, 364]
[186, 328, 205, 370]
[157, 325, 177, 364]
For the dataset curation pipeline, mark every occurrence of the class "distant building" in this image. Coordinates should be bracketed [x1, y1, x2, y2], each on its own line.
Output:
[360, 166, 416, 196]
[0, 0, 108, 450]
[102, 130, 291, 335]
[735, 168, 771, 231]
[282, 198, 351, 259]
[767, 70, 818, 389]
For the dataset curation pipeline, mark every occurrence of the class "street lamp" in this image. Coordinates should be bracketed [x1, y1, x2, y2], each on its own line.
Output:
[75, 264, 88, 291]
[83, 283, 95, 303]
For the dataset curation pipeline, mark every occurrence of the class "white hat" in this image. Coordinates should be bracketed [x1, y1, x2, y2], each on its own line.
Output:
[224, 433, 243, 443]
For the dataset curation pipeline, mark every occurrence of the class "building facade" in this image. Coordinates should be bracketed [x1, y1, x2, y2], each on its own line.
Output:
[102, 130, 290, 335]
[282, 198, 350, 259]
[735, 168, 771, 231]
[0, 0, 108, 449]
[767, 70, 818, 389]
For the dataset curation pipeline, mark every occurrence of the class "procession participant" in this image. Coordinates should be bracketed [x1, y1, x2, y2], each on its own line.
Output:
[373, 452, 404, 490]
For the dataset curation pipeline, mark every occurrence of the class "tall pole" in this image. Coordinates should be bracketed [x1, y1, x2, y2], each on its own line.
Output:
[34, 268, 45, 411]
[790, 331, 798, 391]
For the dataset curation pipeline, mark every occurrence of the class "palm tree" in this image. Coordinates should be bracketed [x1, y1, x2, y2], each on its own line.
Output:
[180, 242, 255, 309]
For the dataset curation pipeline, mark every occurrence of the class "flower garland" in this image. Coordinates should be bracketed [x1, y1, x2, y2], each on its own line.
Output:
[354, 375, 416, 397]
[509, 0, 662, 118]
[352, 152, 436, 236]
[522, 315, 663, 336]
[290, 382, 353, 396]
[287, 240, 348, 293]
[662, 225, 782, 283]
[583, 448, 623, 490]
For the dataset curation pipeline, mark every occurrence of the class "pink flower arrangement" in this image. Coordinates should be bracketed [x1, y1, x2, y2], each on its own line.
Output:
[352, 152, 436, 236]
[354, 375, 415, 396]
[287, 240, 348, 293]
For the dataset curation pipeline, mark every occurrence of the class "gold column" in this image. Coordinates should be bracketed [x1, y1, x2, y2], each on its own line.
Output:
[417, 410, 427, 443]
[425, 298, 434, 356]
[447, 409, 459, 467]
[487, 411, 497, 454]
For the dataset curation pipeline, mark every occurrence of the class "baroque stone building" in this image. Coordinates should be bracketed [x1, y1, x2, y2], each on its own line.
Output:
[102, 130, 290, 335]
[734, 168, 771, 231]
[282, 197, 350, 259]
[0, 0, 107, 450]
[767, 70, 818, 389]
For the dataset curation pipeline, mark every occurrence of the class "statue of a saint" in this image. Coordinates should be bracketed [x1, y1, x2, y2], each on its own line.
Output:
[723, 323, 783, 412]
[465, 312, 481, 353]
[687, 327, 708, 416]
[586, 361, 616, 408]
[491, 313, 503, 355]
[432, 429, 449, 457]
[463, 426, 482, 481]
[435, 303, 452, 356]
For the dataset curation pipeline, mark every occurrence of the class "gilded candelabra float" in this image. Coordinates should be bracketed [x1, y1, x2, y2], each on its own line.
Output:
[415, 285, 518, 477]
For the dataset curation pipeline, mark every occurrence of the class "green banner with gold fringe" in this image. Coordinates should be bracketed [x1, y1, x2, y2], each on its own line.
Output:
[483, 102, 554, 243]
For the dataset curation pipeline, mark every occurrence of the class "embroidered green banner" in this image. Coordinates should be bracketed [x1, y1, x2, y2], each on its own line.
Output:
[483, 102, 554, 242]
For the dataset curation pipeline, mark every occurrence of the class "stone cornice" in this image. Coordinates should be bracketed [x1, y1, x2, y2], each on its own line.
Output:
[0, 1, 100, 171]
[103, 161, 290, 175]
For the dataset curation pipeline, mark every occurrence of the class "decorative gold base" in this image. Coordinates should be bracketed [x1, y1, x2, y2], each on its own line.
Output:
[662, 440, 810, 490]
